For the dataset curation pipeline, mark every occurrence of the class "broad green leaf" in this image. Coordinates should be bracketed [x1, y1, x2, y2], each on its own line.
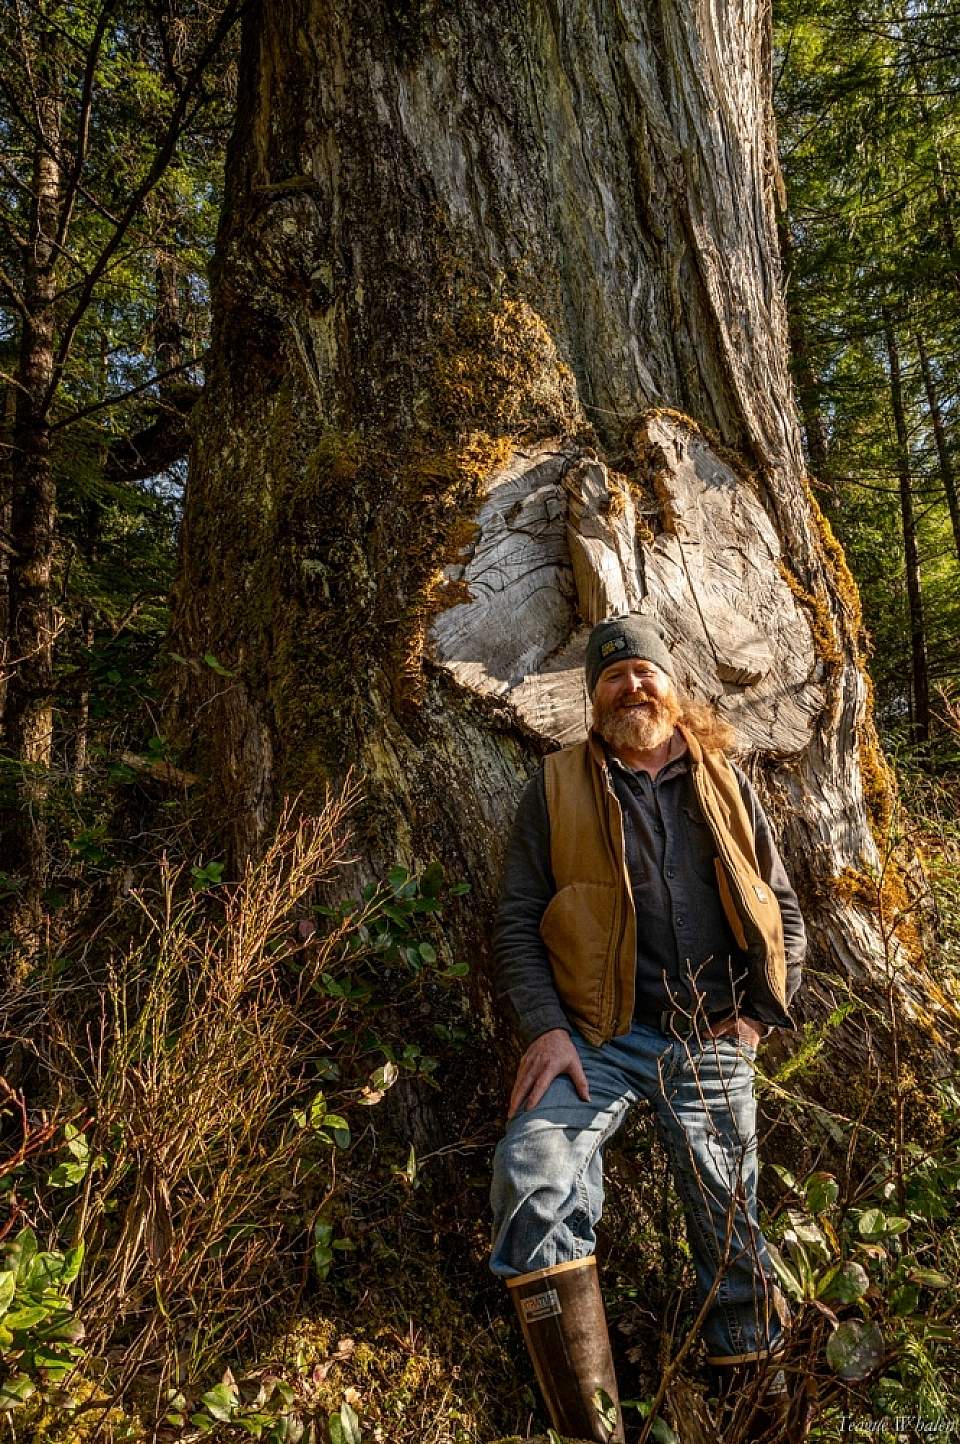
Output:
[328, 1401, 361, 1444]
[36, 1311, 84, 1345]
[47, 1161, 88, 1188]
[64, 1124, 90, 1162]
[826, 1321, 885, 1380]
[785, 1209, 830, 1255]
[818, 1261, 869, 1304]
[10, 1227, 38, 1282]
[650, 1419, 679, 1444]
[593, 1386, 620, 1437]
[882, 1216, 910, 1237]
[908, 1268, 951, 1289]
[201, 1381, 239, 1422]
[33, 1346, 75, 1381]
[419, 861, 445, 894]
[60, 1243, 85, 1286]
[5, 1303, 50, 1329]
[314, 1220, 334, 1280]
[765, 1241, 803, 1301]
[25, 1252, 66, 1289]
[0, 1271, 16, 1317]
[371, 1061, 398, 1091]
[0, 1375, 36, 1409]
[891, 1283, 920, 1316]
[805, 1172, 839, 1214]
[857, 1208, 887, 1240]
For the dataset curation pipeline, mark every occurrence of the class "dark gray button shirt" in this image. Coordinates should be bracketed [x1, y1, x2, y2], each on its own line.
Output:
[492, 745, 806, 1046]
[608, 750, 750, 1018]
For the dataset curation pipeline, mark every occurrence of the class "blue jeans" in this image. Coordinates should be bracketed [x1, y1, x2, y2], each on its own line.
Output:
[490, 1023, 783, 1364]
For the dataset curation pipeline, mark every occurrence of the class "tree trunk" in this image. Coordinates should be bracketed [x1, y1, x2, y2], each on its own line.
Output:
[778, 216, 830, 483]
[916, 329, 960, 565]
[883, 311, 930, 747]
[171, 1, 938, 1060]
[2, 78, 62, 944]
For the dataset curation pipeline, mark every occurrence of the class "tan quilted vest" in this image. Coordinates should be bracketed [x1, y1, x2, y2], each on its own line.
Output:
[541, 727, 788, 1045]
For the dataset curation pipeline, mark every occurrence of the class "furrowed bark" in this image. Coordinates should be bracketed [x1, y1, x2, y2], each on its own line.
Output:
[778, 217, 830, 483]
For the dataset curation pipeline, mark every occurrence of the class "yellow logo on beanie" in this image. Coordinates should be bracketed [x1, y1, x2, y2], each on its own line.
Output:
[600, 638, 626, 659]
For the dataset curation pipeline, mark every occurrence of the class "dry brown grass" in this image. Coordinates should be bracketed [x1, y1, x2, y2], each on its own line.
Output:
[1, 786, 368, 1423]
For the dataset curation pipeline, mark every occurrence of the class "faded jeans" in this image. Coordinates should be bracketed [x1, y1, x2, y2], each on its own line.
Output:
[490, 1022, 783, 1363]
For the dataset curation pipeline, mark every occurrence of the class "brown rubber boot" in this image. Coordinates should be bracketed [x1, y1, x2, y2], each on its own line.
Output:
[507, 1256, 625, 1443]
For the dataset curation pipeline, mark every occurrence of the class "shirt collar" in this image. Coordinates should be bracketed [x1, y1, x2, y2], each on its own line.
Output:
[599, 730, 691, 781]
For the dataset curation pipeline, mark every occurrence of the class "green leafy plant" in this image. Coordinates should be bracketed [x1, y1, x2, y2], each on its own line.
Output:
[766, 1155, 958, 1407]
[0, 1227, 86, 1411]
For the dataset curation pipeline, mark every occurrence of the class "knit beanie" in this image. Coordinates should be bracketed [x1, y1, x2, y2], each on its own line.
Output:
[585, 616, 675, 696]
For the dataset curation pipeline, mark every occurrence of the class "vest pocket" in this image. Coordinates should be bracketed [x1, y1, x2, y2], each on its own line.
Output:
[540, 881, 620, 1029]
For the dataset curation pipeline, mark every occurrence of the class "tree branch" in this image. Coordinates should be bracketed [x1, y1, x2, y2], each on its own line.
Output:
[53, 0, 118, 256]
[42, 0, 248, 419]
[104, 404, 197, 484]
[48, 358, 205, 433]
[0, 262, 29, 318]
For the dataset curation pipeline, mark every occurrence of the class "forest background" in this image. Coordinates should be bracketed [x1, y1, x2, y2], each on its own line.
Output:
[1, 0, 959, 1442]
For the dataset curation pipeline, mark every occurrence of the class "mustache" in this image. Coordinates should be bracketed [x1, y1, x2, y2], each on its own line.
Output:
[614, 696, 664, 711]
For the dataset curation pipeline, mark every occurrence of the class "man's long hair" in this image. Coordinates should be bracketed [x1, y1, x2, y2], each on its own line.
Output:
[677, 693, 738, 754]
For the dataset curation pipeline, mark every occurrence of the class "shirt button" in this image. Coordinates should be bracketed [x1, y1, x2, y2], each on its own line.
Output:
[666, 868, 675, 878]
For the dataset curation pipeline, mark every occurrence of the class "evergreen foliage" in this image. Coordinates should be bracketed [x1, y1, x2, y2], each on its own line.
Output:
[776, 0, 960, 753]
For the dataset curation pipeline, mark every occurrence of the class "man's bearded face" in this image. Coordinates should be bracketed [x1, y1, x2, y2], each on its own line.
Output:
[591, 662, 681, 752]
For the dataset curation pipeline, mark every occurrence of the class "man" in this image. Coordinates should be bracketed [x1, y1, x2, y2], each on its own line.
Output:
[489, 616, 805, 1443]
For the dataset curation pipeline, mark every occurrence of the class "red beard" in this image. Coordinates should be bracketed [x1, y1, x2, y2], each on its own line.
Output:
[593, 690, 681, 752]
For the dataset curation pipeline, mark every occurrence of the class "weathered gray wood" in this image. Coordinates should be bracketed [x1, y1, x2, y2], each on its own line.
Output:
[433, 413, 822, 758]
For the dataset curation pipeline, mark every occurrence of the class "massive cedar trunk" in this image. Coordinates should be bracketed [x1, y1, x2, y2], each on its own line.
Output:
[171, 1, 945, 1055]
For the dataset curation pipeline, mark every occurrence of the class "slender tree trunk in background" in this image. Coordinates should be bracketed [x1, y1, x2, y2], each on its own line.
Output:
[916, 330, 960, 564]
[2, 78, 62, 945]
[884, 312, 930, 746]
[171, 0, 940, 1087]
